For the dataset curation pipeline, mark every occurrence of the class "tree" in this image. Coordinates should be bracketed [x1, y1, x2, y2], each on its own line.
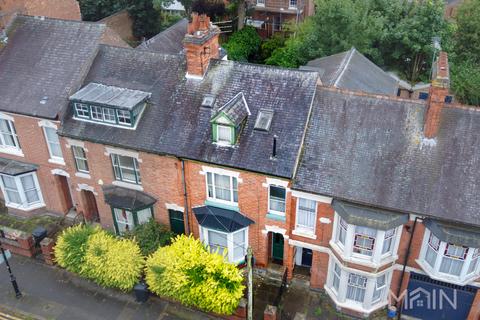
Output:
[454, 0, 480, 64]
[192, 0, 226, 21]
[267, 0, 386, 68]
[127, 0, 167, 39]
[224, 26, 262, 61]
[78, 0, 128, 21]
[451, 60, 480, 106]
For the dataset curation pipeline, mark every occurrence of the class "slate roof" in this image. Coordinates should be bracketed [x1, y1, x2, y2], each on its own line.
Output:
[293, 86, 480, 227]
[193, 205, 254, 232]
[215, 92, 250, 126]
[59, 45, 318, 178]
[304, 48, 399, 96]
[70, 83, 151, 110]
[0, 157, 37, 176]
[137, 18, 188, 55]
[0, 15, 107, 119]
[103, 185, 156, 210]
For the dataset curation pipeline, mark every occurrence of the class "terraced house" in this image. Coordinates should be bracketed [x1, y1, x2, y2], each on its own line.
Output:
[2, 12, 480, 320]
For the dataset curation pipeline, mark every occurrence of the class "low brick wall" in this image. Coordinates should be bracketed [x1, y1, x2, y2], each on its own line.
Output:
[0, 226, 36, 257]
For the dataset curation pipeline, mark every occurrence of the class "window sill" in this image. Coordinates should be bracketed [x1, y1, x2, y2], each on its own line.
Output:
[416, 259, 476, 286]
[112, 180, 143, 191]
[6, 202, 46, 212]
[256, 3, 265, 7]
[0, 147, 24, 157]
[266, 213, 286, 222]
[205, 199, 239, 212]
[324, 286, 387, 315]
[48, 158, 65, 166]
[75, 172, 91, 179]
[292, 229, 316, 240]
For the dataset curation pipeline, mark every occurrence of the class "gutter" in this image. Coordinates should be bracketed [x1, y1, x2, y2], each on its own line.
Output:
[181, 159, 190, 234]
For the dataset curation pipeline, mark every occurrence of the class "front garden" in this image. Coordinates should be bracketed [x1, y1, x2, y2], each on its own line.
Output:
[53, 221, 245, 316]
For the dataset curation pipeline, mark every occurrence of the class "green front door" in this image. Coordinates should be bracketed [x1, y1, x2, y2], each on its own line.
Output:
[272, 233, 284, 261]
[169, 209, 185, 235]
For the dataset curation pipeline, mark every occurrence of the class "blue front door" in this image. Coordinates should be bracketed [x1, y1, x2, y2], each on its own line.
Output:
[402, 273, 476, 320]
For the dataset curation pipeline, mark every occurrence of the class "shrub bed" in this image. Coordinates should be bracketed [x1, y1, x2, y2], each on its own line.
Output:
[54, 225, 144, 291]
[125, 219, 174, 256]
[145, 235, 244, 315]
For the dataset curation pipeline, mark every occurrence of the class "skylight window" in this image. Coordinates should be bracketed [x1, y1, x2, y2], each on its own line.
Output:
[202, 94, 216, 108]
[254, 109, 274, 131]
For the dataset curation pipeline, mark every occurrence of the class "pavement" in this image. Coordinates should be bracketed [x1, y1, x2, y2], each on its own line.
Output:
[0, 255, 218, 320]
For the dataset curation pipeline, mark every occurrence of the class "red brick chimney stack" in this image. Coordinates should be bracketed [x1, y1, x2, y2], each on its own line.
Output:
[183, 13, 220, 79]
[424, 51, 450, 139]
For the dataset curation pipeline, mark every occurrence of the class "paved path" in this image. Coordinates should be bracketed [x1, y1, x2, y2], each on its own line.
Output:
[0, 255, 216, 320]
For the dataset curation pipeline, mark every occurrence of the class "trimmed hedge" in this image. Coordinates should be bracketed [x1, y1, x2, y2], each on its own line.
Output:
[145, 235, 244, 315]
[54, 224, 98, 273]
[54, 225, 144, 291]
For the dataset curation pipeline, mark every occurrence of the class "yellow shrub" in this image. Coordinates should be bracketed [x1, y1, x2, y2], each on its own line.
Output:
[145, 235, 244, 315]
[54, 224, 99, 273]
[81, 230, 144, 291]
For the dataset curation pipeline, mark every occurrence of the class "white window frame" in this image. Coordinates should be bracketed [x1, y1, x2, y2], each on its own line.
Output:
[0, 114, 22, 156]
[216, 124, 232, 145]
[42, 125, 64, 164]
[116, 109, 132, 125]
[199, 226, 248, 264]
[0, 172, 45, 211]
[289, 0, 297, 8]
[111, 153, 141, 185]
[72, 145, 89, 173]
[325, 257, 392, 313]
[74, 103, 90, 118]
[330, 213, 402, 267]
[205, 171, 238, 206]
[417, 228, 480, 285]
[256, 0, 265, 6]
[294, 197, 317, 236]
[268, 184, 286, 216]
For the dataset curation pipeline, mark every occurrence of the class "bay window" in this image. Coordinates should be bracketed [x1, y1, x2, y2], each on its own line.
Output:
[331, 213, 402, 266]
[206, 171, 238, 205]
[418, 227, 480, 284]
[294, 197, 317, 235]
[112, 206, 153, 235]
[0, 172, 44, 210]
[200, 226, 248, 263]
[111, 154, 141, 185]
[326, 259, 391, 312]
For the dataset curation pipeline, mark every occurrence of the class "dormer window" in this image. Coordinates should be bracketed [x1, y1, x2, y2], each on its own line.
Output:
[210, 92, 250, 146]
[70, 83, 151, 129]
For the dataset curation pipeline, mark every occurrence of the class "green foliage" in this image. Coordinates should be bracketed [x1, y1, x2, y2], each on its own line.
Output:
[55, 225, 144, 291]
[125, 219, 174, 256]
[224, 26, 262, 61]
[78, 0, 128, 21]
[127, 0, 168, 38]
[54, 224, 99, 274]
[192, 0, 226, 21]
[451, 60, 480, 106]
[145, 235, 245, 315]
[267, 0, 450, 82]
[257, 35, 286, 63]
[454, 0, 480, 64]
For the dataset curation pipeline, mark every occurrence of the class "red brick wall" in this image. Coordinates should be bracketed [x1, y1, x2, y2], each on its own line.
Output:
[0, 114, 74, 215]
[61, 139, 184, 231]
[183, 160, 292, 267]
[310, 251, 329, 289]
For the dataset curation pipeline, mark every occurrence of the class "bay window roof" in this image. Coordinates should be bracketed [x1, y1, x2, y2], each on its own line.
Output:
[193, 205, 254, 232]
[333, 200, 408, 231]
[70, 83, 151, 110]
[424, 219, 480, 248]
[0, 157, 37, 176]
[102, 185, 156, 211]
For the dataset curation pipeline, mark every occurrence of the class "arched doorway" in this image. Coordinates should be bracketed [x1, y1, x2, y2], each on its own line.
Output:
[81, 190, 99, 222]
